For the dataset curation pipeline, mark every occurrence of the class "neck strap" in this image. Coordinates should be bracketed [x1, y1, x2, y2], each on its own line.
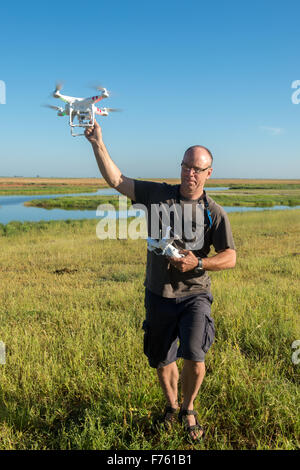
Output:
[177, 186, 212, 229]
[203, 190, 213, 228]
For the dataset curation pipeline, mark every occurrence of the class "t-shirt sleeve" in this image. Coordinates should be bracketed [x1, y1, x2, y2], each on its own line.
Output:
[211, 208, 236, 252]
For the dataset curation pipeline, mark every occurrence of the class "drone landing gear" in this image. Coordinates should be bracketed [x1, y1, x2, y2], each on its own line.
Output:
[69, 110, 94, 137]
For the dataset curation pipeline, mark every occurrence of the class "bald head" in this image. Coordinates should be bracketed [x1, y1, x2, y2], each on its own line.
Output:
[180, 145, 213, 198]
[184, 145, 213, 167]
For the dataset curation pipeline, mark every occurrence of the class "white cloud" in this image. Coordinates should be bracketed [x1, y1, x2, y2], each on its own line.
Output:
[259, 126, 284, 136]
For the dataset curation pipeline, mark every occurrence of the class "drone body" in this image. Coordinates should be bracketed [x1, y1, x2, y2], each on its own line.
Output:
[147, 226, 184, 259]
[45, 83, 119, 136]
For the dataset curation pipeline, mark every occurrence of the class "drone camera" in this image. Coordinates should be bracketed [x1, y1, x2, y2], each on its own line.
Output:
[69, 107, 94, 136]
[77, 110, 92, 125]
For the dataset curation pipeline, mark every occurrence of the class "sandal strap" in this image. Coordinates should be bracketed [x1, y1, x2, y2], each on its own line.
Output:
[186, 424, 204, 432]
[178, 408, 206, 441]
[179, 409, 198, 417]
[164, 406, 178, 414]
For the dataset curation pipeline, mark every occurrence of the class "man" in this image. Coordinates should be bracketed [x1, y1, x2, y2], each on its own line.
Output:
[85, 121, 236, 442]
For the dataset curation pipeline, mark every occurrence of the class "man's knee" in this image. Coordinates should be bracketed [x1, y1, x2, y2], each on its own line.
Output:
[157, 361, 177, 374]
[183, 359, 205, 375]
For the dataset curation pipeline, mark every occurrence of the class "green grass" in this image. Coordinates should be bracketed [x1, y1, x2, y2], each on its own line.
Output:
[24, 193, 300, 210]
[24, 195, 131, 210]
[210, 194, 300, 207]
[228, 184, 300, 190]
[1, 179, 300, 197]
[0, 185, 107, 196]
[0, 210, 299, 450]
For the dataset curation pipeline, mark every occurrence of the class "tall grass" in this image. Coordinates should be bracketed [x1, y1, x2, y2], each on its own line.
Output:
[211, 194, 300, 207]
[0, 210, 299, 450]
[0, 186, 106, 196]
[24, 196, 131, 210]
[24, 193, 300, 210]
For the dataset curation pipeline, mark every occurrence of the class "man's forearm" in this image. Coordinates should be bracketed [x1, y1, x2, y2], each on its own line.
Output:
[170, 248, 236, 273]
[92, 141, 122, 188]
[202, 249, 236, 271]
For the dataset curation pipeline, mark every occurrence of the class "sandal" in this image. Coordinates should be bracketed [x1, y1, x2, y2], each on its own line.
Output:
[161, 406, 178, 430]
[178, 408, 205, 442]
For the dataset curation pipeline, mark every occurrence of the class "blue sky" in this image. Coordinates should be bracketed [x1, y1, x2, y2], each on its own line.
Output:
[0, 0, 299, 179]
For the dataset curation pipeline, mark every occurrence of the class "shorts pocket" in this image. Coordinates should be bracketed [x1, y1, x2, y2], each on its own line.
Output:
[202, 314, 215, 353]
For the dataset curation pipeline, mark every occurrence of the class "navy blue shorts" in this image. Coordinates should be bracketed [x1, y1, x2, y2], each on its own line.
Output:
[142, 288, 215, 369]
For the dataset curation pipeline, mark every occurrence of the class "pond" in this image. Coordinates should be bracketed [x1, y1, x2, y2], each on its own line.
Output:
[0, 187, 299, 224]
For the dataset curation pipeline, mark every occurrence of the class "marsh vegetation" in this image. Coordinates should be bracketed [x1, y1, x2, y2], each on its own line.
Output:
[0, 209, 299, 449]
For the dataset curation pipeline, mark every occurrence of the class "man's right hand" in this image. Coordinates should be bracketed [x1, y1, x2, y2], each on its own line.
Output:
[85, 120, 103, 146]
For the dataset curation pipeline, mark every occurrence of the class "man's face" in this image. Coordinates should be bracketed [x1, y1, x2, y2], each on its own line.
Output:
[181, 149, 213, 192]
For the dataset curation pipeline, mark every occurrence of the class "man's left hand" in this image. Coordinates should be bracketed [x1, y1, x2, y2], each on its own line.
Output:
[168, 249, 198, 273]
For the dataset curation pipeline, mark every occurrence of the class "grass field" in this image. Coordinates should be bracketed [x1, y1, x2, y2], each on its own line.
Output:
[24, 193, 300, 210]
[0, 209, 299, 450]
[1, 177, 300, 195]
[23, 180, 300, 210]
[1, 177, 296, 210]
[0, 178, 108, 195]
[24, 196, 131, 211]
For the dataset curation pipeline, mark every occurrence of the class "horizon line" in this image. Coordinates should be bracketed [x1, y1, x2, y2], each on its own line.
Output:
[0, 176, 300, 181]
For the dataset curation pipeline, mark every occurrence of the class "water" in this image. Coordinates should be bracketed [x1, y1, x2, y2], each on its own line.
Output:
[222, 205, 300, 213]
[206, 187, 229, 191]
[0, 188, 299, 225]
[0, 188, 117, 224]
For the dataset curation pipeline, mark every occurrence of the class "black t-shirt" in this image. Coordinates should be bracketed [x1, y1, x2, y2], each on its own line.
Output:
[133, 180, 236, 298]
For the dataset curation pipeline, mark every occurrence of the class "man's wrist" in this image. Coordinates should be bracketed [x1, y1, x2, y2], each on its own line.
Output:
[92, 141, 105, 152]
[194, 257, 204, 273]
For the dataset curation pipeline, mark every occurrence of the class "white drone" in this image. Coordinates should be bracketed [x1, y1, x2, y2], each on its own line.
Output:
[44, 82, 120, 136]
[147, 226, 184, 259]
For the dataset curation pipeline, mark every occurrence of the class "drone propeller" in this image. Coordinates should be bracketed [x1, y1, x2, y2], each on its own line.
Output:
[51, 81, 64, 98]
[42, 104, 64, 112]
[89, 83, 111, 97]
[103, 107, 122, 112]
[55, 81, 64, 92]
[89, 82, 105, 91]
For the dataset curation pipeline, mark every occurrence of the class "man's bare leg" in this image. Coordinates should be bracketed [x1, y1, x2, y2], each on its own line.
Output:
[157, 361, 180, 411]
[180, 360, 205, 439]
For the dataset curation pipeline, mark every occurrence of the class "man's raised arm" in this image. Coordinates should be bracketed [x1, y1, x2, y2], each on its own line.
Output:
[85, 121, 135, 201]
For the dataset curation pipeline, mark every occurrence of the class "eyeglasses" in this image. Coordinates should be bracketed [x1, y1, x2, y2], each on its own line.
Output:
[181, 162, 211, 174]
